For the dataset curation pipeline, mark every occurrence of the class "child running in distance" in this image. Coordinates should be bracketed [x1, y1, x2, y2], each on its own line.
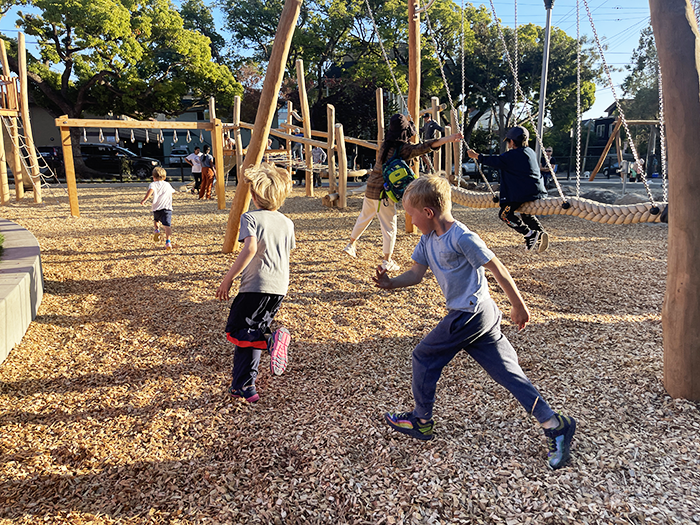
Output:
[374, 174, 575, 470]
[215, 163, 295, 403]
[140, 167, 176, 250]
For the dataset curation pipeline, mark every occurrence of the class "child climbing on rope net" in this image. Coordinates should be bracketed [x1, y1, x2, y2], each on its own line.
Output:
[467, 126, 550, 253]
[215, 162, 294, 403]
[375, 174, 576, 470]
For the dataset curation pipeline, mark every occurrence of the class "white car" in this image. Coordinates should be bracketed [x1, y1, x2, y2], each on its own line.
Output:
[169, 147, 190, 166]
[461, 159, 477, 177]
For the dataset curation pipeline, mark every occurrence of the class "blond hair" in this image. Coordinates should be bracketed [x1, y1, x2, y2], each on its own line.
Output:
[403, 174, 452, 214]
[152, 167, 167, 180]
[244, 162, 292, 210]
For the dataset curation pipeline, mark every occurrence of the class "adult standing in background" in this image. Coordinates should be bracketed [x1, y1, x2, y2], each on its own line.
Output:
[199, 145, 216, 200]
[540, 147, 557, 189]
[185, 146, 202, 195]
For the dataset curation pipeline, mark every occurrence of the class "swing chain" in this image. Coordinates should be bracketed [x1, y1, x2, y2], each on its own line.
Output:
[575, 0, 582, 198]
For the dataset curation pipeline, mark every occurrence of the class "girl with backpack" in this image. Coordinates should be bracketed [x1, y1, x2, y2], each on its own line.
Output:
[342, 113, 462, 271]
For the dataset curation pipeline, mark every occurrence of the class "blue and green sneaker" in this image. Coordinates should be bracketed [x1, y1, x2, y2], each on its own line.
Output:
[543, 414, 576, 469]
[384, 411, 434, 441]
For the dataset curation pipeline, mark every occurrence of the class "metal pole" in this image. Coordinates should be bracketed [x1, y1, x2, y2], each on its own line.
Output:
[535, 0, 555, 161]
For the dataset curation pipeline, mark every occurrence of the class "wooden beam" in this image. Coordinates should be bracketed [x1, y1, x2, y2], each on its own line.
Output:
[336, 123, 348, 208]
[18, 33, 41, 204]
[406, 0, 420, 234]
[59, 123, 80, 217]
[9, 118, 22, 200]
[286, 101, 293, 176]
[296, 59, 314, 195]
[376, 88, 384, 167]
[222, 0, 303, 253]
[54, 117, 216, 130]
[589, 118, 622, 180]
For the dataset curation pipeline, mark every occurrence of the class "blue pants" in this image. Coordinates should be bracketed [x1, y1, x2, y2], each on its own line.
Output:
[411, 299, 555, 424]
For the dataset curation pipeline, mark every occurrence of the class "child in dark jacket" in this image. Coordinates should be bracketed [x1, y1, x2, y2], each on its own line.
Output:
[467, 126, 549, 252]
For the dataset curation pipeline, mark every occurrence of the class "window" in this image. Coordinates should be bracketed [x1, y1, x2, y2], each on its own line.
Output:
[596, 124, 606, 137]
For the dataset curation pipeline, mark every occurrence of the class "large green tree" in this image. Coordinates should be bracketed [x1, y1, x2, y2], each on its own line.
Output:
[10, 0, 241, 120]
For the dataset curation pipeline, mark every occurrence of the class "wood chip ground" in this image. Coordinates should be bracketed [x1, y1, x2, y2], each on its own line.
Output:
[1, 184, 697, 524]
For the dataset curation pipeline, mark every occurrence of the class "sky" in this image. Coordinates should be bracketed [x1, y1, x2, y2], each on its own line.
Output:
[0, 0, 654, 119]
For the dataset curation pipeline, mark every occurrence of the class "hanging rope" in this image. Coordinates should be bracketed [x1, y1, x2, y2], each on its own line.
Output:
[657, 60, 668, 203]
[98, 129, 104, 143]
[83, 128, 87, 142]
[173, 130, 178, 144]
[130, 129, 135, 143]
[115, 128, 119, 143]
[186, 130, 192, 143]
[575, 0, 582, 198]
[581, 0, 659, 213]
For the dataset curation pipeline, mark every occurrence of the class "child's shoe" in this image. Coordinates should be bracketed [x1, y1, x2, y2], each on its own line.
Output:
[524, 230, 541, 251]
[229, 385, 259, 403]
[543, 414, 576, 469]
[380, 259, 400, 272]
[153, 228, 161, 242]
[343, 242, 357, 258]
[269, 327, 291, 376]
[384, 411, 434, 441]
[165, 240, 172, 251]
[537, 231, 550, 253]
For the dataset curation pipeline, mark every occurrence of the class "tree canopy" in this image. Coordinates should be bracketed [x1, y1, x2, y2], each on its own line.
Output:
[9, 0, 242, 119]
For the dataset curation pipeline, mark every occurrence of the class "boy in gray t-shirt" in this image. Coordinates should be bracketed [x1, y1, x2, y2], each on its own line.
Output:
[216, 163, 295, 403]
[373, 175, 575, 470]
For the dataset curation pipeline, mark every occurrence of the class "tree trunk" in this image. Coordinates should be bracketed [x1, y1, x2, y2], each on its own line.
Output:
[650, 0, 700, 400]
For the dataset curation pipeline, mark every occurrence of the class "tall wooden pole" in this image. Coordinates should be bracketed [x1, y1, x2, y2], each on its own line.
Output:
[327, 104, 336, 193]
[58, 120, 80, 217]
[17, 33, 42, 204]
[406, 0, 420, 234]
[286, 101, 293, 176]
[233, 96, 244, 185]
[376, 88, 385, 165]
[296, 59, 314, 196]
[222, 0, 303, 253]
[650, 0, 700, 400]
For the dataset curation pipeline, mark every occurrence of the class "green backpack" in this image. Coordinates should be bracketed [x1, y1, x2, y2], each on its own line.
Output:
[381, 146, 417, 203]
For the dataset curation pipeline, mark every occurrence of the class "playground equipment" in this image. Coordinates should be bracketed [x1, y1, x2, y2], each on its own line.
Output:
[0, 34, 44, 206]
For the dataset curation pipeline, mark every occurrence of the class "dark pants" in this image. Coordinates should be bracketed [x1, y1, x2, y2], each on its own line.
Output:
[499, 202, 544, 236]
[226, 292, 284, 389]
[193, 172, 202, 190]
[411, 299, 555, 424]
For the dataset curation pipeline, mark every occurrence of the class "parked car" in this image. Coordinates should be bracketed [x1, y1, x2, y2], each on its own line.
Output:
[37, 146, 64, 176]
[461, 158, 499, 182]
[461, 159, 477, 176]
[603, 161, 619, 178]
[80, 143, 160, 179]
[169, 146, 190, 166]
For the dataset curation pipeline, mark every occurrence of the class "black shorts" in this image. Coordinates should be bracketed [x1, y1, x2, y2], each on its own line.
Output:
[153, 209, 172, 227]
[225, 292, 285, 349]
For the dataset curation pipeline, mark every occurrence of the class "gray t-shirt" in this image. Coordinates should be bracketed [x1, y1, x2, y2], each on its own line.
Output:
[412, 220, 495, 312]
[238, 209, 295, 295]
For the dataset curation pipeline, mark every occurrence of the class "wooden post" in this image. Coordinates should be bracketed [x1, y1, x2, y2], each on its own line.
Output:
[406, 0, 420, 233]
[650, 0, 700, 400]
[335, 123, 347, 208]
[17, 33, 41, 203]
[208, 97, 225, 209]
[0, 39, 21, 200]
[296, 59, 314, 196]
[58, 120, 80, 217]
[327, 104, 336, 193]
[589, 118, 622, 180]
[286, 101, 293, 176]
[444, 124, 452, 181]
[10, 118, 22, 200]
[431, 97, 441, 171]
[233, 96, 244, 185]
[0, 124, 8, 205]
[376, 88, 385, 166]
[222, 0, 303, 253]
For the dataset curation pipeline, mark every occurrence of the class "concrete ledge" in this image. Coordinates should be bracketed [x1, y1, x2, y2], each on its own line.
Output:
[0, 218, 43, 366]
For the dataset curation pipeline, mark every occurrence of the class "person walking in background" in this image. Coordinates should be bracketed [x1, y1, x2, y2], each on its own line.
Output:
[199, 145, 216, 200]
[540, 146, 557, 189]
[312, 146, 327, 187]
[185, 146, 202, 195]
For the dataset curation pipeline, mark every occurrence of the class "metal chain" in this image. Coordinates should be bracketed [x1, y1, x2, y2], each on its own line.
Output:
[488, 0, 567, 203]
[363, 0, 412, 121]
[575, 0, 582, 198]
[582, 0, 656, 207]
[657, 61, 668, 202]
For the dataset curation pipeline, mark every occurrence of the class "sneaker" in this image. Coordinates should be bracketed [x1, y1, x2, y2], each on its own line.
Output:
[524, 230, 541, 251]
[384, 411, 434, 441]
[153, 229, 161, 242]
[229, 385, 260, 403]
[380, 259, 400, 272]
[537, 231, 550, 253]
[543, 414, 576, 469]
[165, 240, 172, 250]
[343, 242, 357, 258]
[269, 327, 290, 376]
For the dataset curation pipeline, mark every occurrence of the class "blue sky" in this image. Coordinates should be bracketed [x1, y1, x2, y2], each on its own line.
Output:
[0, 0, 651, 119]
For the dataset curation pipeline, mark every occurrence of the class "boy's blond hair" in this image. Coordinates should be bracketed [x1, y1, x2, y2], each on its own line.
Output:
[244, 162, 292, 210]
[403, 174, 452, 214]
[152, 167, 167, 180]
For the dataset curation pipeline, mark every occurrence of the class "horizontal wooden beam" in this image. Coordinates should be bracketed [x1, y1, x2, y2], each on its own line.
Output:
[0, 109, 19, 117]
[55, 117, 215, 130]
[345, 136, 379, 151]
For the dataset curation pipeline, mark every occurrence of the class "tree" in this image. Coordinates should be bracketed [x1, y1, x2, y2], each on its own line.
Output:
[179, 0, 227, 65]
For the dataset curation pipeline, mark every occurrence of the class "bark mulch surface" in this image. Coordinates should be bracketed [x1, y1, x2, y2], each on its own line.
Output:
[1, 185, 696, 524]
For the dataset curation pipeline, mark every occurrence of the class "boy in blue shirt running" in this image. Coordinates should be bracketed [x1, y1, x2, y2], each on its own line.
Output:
[373, 175, 575, 470]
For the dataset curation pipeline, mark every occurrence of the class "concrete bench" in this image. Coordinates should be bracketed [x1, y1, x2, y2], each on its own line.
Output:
[0, 218, 43, 366]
